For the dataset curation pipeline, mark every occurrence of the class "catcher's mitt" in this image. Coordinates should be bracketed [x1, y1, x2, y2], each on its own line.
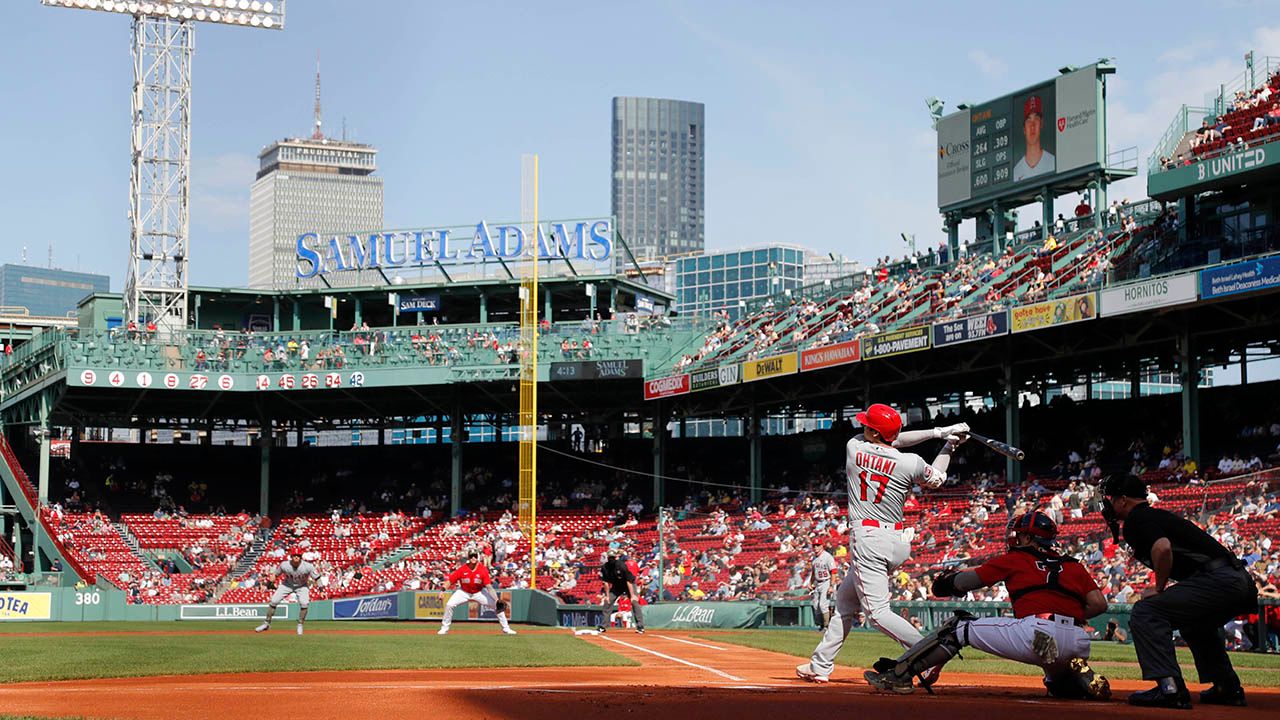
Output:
[930, 569, 964, 598]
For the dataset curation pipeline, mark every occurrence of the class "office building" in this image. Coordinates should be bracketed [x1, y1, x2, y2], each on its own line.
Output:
[611, 97, 705, 263]
[672, 245, 806, 319]
[248, 135, 383, 289]
[0, 264, 109, 318]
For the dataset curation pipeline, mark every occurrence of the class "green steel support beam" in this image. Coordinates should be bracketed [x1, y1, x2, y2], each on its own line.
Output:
[479, 293, 488, 323]
[748, 399, 762, 505]
[451, 402, 463, 517]
[652, 398, 666, 510]
[272, 297, 281, 332]
[259, 421, 271, 517]
[1179, 329, 1201, 465]
[292, 301, 301, 331]
[354, 297, 363, 328]
[1005, 360, 1022, 486]
[1042, 185, 1054, 238]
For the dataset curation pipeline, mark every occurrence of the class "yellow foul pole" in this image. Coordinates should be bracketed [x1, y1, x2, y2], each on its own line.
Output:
[518, 155, 539, 587]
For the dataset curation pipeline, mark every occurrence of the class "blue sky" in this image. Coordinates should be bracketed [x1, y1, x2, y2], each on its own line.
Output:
[3, 1, 1280, 290]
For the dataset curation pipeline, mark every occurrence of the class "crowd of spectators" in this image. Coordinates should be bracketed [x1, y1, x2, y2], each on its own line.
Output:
[1160, 70, 1280, 170]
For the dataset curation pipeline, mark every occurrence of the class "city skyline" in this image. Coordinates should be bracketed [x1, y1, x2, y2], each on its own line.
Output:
[3, 2, 1280, 293]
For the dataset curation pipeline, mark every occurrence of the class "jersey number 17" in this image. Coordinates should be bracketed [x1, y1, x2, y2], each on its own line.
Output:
[857, 469, 891, 503]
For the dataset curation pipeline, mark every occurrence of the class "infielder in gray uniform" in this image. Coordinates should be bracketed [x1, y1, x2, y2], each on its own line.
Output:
[797, 404, 967, 685]
[810, 542, 836, 632]
[255, 548, 318, 636]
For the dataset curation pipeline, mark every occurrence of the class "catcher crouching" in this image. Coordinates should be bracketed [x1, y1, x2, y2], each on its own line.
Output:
[864, 510, 1111, 700]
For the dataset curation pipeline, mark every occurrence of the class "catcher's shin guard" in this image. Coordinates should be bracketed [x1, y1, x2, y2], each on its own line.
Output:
[875, 610, 974, 692]
[1043, 658, 1111, 700]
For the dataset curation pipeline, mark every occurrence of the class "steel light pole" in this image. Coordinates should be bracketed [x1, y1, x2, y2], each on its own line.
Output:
[41, 1, 286, 335]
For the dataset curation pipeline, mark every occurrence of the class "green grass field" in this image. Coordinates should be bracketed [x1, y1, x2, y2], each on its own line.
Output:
[0, 622, 633, 683]
[693, 629, 1280, 687]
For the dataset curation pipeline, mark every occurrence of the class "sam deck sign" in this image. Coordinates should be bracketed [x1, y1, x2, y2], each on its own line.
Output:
[550, 360, 643, 381]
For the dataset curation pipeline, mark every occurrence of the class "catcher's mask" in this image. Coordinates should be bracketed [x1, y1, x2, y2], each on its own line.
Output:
[1006, 509, 1057, 550]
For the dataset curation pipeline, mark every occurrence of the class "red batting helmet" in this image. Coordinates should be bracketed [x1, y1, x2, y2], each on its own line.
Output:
[856, 403, 902, 442]
[1007, 510, 1057, 549]
[288, 546, 303, 557]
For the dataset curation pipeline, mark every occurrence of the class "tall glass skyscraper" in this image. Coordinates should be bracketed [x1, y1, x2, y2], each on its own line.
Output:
[611, 98, 705, 263]
[248, 138, 383, 289]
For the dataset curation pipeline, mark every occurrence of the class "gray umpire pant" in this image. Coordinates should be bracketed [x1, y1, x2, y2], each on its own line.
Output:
[1129, 565, 1257, 684]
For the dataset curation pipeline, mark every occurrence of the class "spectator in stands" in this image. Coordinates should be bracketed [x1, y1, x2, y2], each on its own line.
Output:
[1075, 196, 1092, 218]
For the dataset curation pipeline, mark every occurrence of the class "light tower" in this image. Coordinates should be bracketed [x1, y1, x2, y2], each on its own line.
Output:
[41, 0, 286, 335]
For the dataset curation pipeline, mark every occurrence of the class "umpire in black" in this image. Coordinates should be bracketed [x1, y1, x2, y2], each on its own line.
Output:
[1100, 474, 1257, 709]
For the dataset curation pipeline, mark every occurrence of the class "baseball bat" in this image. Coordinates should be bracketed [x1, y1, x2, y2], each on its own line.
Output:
[965, 431, 1026, 461]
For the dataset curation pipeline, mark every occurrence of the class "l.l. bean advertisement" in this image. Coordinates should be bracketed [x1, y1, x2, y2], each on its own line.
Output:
[1010, 293, 1096, 333]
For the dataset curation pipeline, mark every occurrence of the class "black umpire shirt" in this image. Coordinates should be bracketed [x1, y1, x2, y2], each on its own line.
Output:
[1121, 502, 1235, 581]
[600, 559, 635, 586]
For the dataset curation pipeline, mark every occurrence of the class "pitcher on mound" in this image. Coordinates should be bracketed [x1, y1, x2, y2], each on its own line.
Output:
[796, 403, 967, 685]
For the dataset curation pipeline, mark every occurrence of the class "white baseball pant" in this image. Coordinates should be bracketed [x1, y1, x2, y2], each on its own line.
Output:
[439, 588, 512, 632]
[810, 525, 922, 677]
[269, 585, 310, 608]
[962, 615, 1092, 677]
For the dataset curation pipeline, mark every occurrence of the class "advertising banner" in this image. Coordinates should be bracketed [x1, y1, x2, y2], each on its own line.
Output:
[799, 339, 861, 372]
[1010, 293, 1097, 333]
[179, 604, 288, 621]
[641, 602, 767, 629]
[1054, 66, 1102, 173]
[0, 592, 51, 621]
[1100, 273, 1199, 316]
[741, 353, 798, 382]
[689, 364, 740, 392]
[414, 592, 447, 620]
[1200, 255, 1280, 300]
[862, 326, 931, 360]
[936, 111, 972, 207]
[333, 593, 399, 620]
[932, 311, 1009, 348]
[397, 294, 440, 313]
[643, 374, 690, 400]
[550, 360, 644, 381]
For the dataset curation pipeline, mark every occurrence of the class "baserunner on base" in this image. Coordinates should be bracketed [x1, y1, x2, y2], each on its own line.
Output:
[254, 547, 317, 635]
[863, 510, 1111, 699]
[796, 403, 967, 685]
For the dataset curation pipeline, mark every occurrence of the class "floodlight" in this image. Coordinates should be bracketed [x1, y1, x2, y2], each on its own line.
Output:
[41, 0, 286, 333]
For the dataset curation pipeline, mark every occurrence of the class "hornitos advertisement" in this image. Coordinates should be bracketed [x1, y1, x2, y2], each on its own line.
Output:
[0, 592, 52, 621]
[1100, 273, 1199, 316]
[741, 353, 798, 382]
[1010, 293, 1097, 333]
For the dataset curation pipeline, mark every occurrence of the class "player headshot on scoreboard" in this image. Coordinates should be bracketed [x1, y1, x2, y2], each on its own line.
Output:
[1013, 93, 1056, 182]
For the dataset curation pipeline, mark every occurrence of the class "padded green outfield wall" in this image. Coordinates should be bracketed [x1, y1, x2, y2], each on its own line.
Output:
[0, 588, 1138, 641]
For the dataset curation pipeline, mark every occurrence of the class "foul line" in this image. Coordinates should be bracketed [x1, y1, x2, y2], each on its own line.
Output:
[654, 634, 727, 651]
[596, 635, 743, 681]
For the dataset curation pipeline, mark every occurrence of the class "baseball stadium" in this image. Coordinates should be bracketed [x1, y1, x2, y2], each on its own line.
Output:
[3, 3, 1280, 720]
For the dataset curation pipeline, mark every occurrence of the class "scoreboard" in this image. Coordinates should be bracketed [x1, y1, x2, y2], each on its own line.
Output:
[968, 106, 1013, 193]
[936, 64, 1105, 211]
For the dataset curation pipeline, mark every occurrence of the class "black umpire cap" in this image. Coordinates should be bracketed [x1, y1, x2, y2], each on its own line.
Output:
[1100, 474, 1147, 499]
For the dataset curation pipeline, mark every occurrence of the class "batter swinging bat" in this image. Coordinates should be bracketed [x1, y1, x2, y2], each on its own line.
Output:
[966, 431, 1026, 461]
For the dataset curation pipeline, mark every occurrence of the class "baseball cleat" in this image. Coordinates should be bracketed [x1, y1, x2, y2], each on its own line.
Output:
[1071, 658, 1111, 700]
[634, 627, 645, 634]
[795, 663, 829, 683]
[1128, 678, 1191, 709]
[502, 627, 518, 635]
[437, 628, 449, 635]
[918, 664, 942, 689]
[864, 669, 915, 694]
[254, 622, 270, 633]
[596, 625, 607, 634]
[296, 623, 304, 636]
[1032, 629, 1059, 664]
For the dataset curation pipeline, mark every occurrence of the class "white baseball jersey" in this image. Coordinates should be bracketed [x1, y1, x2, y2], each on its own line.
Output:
[277, 560, 318, 589]
[812, 552, 835, 585]
[1013, 150, 1056, 181]
[845, 435, 943, 525]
